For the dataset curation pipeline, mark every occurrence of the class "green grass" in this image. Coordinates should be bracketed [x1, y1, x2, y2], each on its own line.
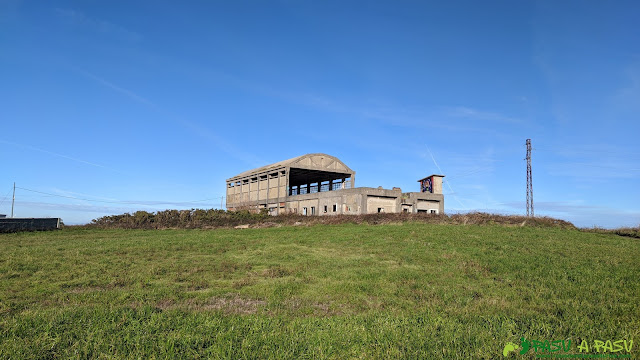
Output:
[1, 223, 638, 359]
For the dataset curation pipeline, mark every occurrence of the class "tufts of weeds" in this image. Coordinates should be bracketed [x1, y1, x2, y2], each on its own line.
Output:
[82, 210, 577, 231]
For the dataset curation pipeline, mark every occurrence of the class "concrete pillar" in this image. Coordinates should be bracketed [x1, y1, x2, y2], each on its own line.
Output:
[234, 181, 238, 209]
[266, 173, 270, 213]
[285, 169, 289, 196]
[276, 171, 280, 215]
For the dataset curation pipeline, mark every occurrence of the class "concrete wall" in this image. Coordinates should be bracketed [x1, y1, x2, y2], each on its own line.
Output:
[416, 199, 441, 213]
[366, 196, 398, 213]
[432, 176, 443, 194]
[281, 187, 432, 216]
[0, 218, 61, 233]
[228, 183, 444, 215]
[226, 168, 287, 210]
[403, 191, 445, 214]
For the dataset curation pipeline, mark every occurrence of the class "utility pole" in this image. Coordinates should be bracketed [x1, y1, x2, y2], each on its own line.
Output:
[11, 182, 15, 218]
[526, 139, 534, 217]
[221, 196, 223, 210]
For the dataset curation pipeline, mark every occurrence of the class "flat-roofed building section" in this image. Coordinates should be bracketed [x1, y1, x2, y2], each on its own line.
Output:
[226, 153, 444, 215]
[226, 153, 355, 214]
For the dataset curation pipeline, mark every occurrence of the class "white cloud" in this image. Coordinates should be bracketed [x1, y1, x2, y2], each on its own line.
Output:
[54, 8, 142, 42]
[441, 106, 523, 124]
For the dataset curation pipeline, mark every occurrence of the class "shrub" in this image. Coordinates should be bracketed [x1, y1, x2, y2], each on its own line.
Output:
[87, 210, 577, 230]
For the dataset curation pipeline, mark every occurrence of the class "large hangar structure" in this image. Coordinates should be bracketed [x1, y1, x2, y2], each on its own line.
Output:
[226, 153, 444, 215]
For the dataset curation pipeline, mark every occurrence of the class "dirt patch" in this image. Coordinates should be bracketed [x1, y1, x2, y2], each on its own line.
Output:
[441, 252, 455, 260]
[155, 298, 176, 310]
[251, 222, 282, 229]
[283, 298, 348, 316]
[459, 260, 491, 278]
[258, 266, 292, 278]
[154, 294, 266, 314]
[195, 295, 266, 314]
[232, 277, 256, 289]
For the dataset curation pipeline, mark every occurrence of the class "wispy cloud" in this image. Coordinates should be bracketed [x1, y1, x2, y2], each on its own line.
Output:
[502, 200, 599, 213]
[51, 188, 121, 202]
[12, 188, 222, 209]
[546, 161, 639, 180]
[610, 59, 640, 114]
[273, 92, 524, 136]
[416, 146, 506, 214]
[425, 146, 467, 210]
[440, 106, 523, 124]
[501, 200, 640, 228]
[76, 69, 158, 108]
[539, 143, 640, 180]
[173, 63, 525, 136]
[0, 139, 121, 172]
[9, 200, 136, 214]
[76, 69, 264, 167]
[55, 8, 142, 42]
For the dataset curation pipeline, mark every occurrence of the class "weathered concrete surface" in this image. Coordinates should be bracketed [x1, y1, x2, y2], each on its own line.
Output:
[226, 153, 444, 215]
[0, 218, 61, 233]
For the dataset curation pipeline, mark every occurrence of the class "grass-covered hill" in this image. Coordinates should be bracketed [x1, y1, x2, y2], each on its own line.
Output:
[1, 218, 638, 358]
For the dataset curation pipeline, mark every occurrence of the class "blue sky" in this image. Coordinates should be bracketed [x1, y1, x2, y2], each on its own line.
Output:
[1, 1, 639, 228]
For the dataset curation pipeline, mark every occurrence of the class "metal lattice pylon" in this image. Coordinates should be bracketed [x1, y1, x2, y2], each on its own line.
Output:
[526, 139, 534, 217]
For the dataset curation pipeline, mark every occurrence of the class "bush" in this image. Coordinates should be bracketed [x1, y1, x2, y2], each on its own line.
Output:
[582, 226, 640, 239]
[87, 210, 577, 230]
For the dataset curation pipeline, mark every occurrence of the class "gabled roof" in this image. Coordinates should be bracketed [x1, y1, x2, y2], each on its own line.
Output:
[228, 153, 354, 181]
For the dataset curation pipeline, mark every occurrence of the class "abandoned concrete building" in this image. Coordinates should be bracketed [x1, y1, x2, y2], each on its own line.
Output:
[226, 153, 444, 215]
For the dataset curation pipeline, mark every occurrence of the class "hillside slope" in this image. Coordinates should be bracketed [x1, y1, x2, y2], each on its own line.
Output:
[1, 223, 638, 358]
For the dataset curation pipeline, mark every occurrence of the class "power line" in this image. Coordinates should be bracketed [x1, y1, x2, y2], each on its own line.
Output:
[14, 186, 224, 207]
[11, 182, 15, 218]
[426, 146, 466, 210]
[0, 186, 12, 207]
[445, 166, 494, 181]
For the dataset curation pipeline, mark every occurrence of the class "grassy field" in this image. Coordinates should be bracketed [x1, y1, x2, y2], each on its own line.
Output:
[0, 222, 638, 359]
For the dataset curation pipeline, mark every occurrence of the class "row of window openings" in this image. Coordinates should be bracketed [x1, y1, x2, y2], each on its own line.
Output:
[302, 204, 338, 215]
[228, 172, 285, 188]
[290, 179, 350, 196]
[229, 178, 350, 191]
[300, 207, 437, 215]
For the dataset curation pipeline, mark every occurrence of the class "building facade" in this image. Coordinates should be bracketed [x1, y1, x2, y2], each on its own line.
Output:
[226, 153, 444, 215]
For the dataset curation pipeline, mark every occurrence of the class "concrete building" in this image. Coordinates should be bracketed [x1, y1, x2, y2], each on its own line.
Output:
[226, 153, 444, 215]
